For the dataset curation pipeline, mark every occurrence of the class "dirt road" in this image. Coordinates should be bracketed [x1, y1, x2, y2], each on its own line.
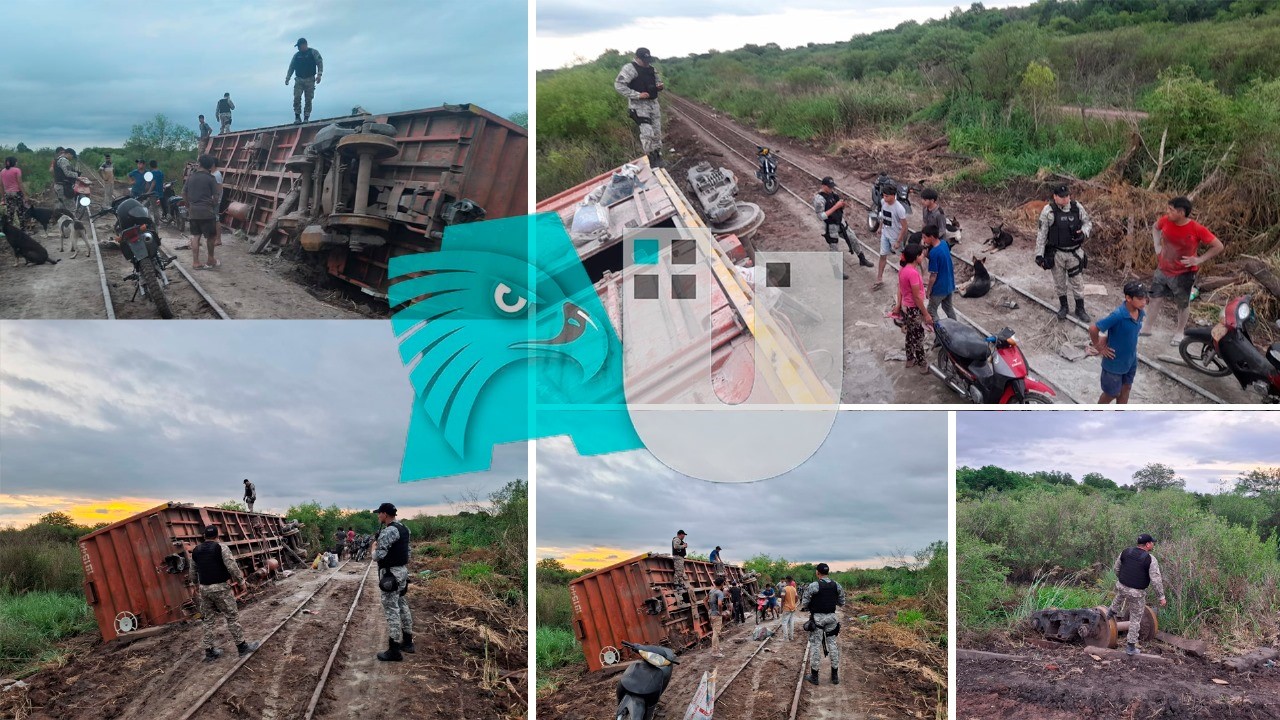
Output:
[664, 94, 1249, 404]
[958, 639, 1280, 719]
[0, 213, 372, 320]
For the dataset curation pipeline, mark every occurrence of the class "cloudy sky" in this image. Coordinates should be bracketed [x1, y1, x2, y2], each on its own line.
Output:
[537, 0, 1030, 69]
[0, 321, 526, 529]
[957, 411, 1280, 493]
[537, 412, 947, 570]
[1, 0, 528, 149]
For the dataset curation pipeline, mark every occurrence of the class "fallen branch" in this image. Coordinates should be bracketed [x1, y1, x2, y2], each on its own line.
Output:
[956, 648, 1033, 663]
[1156, 631, 1207, 658]
[1243, 256, 1280, 300]
[1221, 647, 1279, 672]
[1084, 647, 1172, 663]
[250, 187, 300, 253]
[922, 136, 949, 152]
[1146, 127, 1168, 191]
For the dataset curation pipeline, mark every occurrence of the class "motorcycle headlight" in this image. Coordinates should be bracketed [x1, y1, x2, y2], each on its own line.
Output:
[1005, 334, 1019, 346]
[638, 649, 672, 667]
[1237, 301, 1252, 324]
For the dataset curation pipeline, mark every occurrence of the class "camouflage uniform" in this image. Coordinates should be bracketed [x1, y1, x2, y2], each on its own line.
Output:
[671, 535, 688, 589]
[1035, 201, 1093, 301]
[1108, 550, 1166, 646]
[187, 542, 246, 650]
[614, 63, 662, 154]
[287, 48, 324, 120]
[375, 523, 413, 643]
[813, 190, 870, 277]
[801, 578, 846, 672]
[54, 156, 78, 214]
[243, 481, 256, 512]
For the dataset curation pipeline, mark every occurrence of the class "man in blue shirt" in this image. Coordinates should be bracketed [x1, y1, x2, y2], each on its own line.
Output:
[128, 159, 148, 200]
[1089, 282, 1148, 404]
[923, 225, 957, 321]
[148, 161, 165, 207]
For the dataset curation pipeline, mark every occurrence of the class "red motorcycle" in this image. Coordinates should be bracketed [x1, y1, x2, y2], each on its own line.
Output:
[931, 319, 1056, 403]
[1179, 295, 1280, 402]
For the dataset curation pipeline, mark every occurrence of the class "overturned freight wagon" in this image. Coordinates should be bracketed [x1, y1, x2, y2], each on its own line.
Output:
[569, 553, 759, 672]
[78, 503, 308, 642]
[203, 104, 527, 297]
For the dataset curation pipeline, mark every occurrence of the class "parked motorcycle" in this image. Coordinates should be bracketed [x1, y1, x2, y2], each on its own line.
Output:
[1179, 295, 1280, 402]
[160, 182, 187, 229]
[93, 190, 175, 319]
[615, 640, 678, 720]
[755, 146, 778, 195]
[931, 319, 1055, 403]
[867, 171, 913, 233]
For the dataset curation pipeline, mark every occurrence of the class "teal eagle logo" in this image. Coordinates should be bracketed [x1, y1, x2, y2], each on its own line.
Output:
[389, 213, 641, 480]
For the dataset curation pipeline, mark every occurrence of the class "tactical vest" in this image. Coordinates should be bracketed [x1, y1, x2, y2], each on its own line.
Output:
[217, 98, 232, 114]
[376, 522, 410, 569]
[819, 190, 843, 225]
[53, 160, 73, 190]
[627, 62, 659, 98]
[292, 49, 319, 79]
[808, 579, 839, 613]
[1117, 547, 1152, 590]
[672, 538, 686, 557]
[192, 541, 232, 585]
[1046, 201, 1084, 251]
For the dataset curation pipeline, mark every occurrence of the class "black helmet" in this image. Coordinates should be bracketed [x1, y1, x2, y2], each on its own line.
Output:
[115, 197, 151, 224]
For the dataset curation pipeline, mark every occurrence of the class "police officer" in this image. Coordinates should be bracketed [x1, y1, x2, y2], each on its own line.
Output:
[801, 562, 845, 685]
[188, 525, 260, 662]
[374, 502, 415, 661]
[243, 478, 256, 512]
[814, 176, 873, 280]
[286, 38, 324, 124]
[671, 529, 688, 590]
[1108, 533, 1167, 656]
[52, 148, 79, 214]
[1035, 184, 1094, 322]
[615, 48, 665, 167]
[216, 93, 235, 134]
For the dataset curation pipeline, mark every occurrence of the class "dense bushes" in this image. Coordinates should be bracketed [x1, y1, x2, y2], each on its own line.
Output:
[536, 57, 642, 198]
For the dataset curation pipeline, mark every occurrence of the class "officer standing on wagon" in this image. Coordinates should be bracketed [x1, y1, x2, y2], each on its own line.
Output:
[374, 502, 415, 661]
[615, 47, 665, 168]
[671, 529, 688, 590]
[801, 562, 845, 685]
[188, 525, 260, 662]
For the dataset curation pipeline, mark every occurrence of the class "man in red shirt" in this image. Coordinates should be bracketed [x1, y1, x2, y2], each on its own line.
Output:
[1141, 196, 1223, 344]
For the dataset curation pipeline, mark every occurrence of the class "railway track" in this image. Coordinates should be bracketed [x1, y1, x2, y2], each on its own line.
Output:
[178, 559, 373, 720]
[86, 212, 230, 319]
[665, 93, 1227, 404]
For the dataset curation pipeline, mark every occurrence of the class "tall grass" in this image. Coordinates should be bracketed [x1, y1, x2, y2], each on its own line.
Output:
[0, 536, 84, 595]
[0, 592, 94, 676]
[535, 626, 583, 676]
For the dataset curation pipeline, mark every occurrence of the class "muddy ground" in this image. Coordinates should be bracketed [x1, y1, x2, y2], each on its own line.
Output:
[958, 637, 1280, 719]
[0, 204, 377, 320]
[661, 94, 1252, 404]
[0, 554, 525, 720]
[538, 592, 943, 720]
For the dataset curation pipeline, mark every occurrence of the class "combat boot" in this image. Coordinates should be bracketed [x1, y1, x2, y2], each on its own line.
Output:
[304, 114, 310, 123]
[237, 640, 260, 656]
[203, 647, 223, 663]
[1125, 643, 1139, 657]
[1074, 298, 1091, 323]
[807, 669, 819, 685]
[1056, 295, 1069, 320]
[648, 150, 663, 168]
[294, 114, 302, 124]
[400, 632, 416, 653]
[831, 668, 840, 684]
[377, 637, 403, 662]
[857, 252, 873, 268]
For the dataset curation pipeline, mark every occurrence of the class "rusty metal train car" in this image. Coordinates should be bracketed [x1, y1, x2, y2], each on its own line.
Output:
[202, 104, 527, 297]
[78, 503, 307, 642]
[569, 553, 759, 672]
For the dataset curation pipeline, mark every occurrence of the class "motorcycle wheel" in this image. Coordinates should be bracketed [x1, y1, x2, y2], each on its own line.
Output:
[1009, 391, 1054, 404]
[763, 176, 779, 195]
[139, 257, 175, 319]
[1178, 336, 1232, 377]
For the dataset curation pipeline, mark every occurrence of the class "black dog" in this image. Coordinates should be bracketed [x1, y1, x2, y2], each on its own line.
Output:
[988, 223, 1013, 250]
[3, 215, 60, 266]
[960, 257, 990, 298]
[25, 206, 69, 234]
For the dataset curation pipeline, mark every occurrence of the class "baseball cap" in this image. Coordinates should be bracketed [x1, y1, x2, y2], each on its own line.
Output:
[373, 502, 397, 516]
[204, 525, 219, 538]
[635, 47, 653, 60]
[295, 37, 308, 46]
[820, 176, 835, 187]
[1123, 281, 1149, 298]
[676, 529, 686, 536]
[1137, 533, 1155, 544]
[1052, 184, 1070, 197]
[816, 562, 830, 574]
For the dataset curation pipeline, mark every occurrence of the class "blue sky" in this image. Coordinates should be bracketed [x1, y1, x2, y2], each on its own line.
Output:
[536, 411, 948, 570]
[1, 0, 528, 148]
[957, 411, 1280, 493]
[0, 321, 526, 528]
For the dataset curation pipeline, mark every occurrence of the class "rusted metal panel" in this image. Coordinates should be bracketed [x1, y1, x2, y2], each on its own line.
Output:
[569, 553, 759, 672]
[78, 503, 306, 642]
[203, 104, 527, 297]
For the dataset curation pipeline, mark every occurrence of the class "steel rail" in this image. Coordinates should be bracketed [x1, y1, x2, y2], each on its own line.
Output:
[303, 560, 375, 719]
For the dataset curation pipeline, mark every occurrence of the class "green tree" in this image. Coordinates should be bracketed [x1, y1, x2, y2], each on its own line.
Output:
[1019, 59, 1059, 135]
[1131, 463, 1186, 491]
[38, 512, 78, 529]
[16, 142, 30, 153]
[507, 111, 528, 128]
[969, 22, 1049, 104]
[1082, 472, 1119, 491]
[1233, 468, 1280, 496]
[215, 501, 247, 512]
[125, 114, 198, 154]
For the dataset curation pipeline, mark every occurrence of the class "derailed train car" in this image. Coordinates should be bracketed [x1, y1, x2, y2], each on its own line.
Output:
[78, 503, 308, 641]
[203, 104, 527, 297]
[569, 553, 759, 672]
